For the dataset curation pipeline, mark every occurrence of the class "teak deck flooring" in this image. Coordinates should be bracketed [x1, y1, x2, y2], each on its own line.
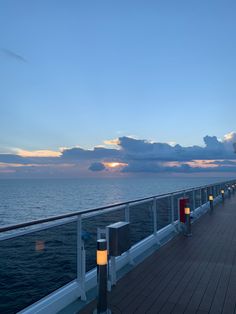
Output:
[80, 195, 236, 314]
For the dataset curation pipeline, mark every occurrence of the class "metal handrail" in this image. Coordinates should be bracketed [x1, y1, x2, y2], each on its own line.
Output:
[0, 179, 234, 233]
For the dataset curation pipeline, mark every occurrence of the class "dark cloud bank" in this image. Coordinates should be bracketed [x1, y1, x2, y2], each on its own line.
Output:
[88, 162, 106, 172]
[1, 133, 236, 176]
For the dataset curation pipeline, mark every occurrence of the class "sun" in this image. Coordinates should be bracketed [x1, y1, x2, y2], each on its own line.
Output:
[103, 162, 128, 169]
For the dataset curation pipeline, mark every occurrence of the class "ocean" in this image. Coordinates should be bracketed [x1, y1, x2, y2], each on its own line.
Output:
[0, 176, 228, 226]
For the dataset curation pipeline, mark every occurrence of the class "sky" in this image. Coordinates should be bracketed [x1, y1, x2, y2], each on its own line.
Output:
[0, 0, 236, 178]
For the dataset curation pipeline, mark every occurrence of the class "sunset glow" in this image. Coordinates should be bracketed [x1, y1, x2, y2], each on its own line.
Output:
[224, 132, 235, 142]
[103, 162, 128, 169]
[163, 160, 219, 169]
[186, 160, 219, 168]
[0, 162, 24, 168]
[17, 149, 61, 158]
[103, 138, 120, 146]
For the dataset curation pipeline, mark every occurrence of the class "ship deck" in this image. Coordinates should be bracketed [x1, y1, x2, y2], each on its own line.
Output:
[79, 195, 236, 314]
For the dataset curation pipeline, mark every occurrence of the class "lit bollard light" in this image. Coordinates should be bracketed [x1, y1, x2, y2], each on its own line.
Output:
[94, 239, 111, 314]
[228, 187, 231, 198]
[185, 207, 192, 237]
[221, 189, 225, 202]
[232, 185, 235, 194]
[209, 195, 214, 213]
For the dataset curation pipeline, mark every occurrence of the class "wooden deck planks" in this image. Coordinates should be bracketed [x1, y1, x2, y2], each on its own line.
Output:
[148, 217, 223, 313]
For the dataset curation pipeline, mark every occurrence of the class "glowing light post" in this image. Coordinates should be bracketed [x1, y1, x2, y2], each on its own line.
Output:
[228, 186, 231, 198]
[209, 195, 214, 213]
[221, 189, 225, 202]
[185, 207, 192, 237]
[94, 239, 111, 314]
[232, 185, 235, 194]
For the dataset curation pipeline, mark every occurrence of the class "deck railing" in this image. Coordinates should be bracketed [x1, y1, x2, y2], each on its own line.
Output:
[0, 179, 235, 314]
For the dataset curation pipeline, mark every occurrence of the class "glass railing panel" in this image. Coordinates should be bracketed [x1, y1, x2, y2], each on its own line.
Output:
[82, 208, 125, 272]
[194, 189, 202, 208]
[220, 184, 223, 193]
[185, 191, 194, 211]
[129, 200, 153, 246]
[173, 193, 184, 221]
[156, 196, 171, 230]
[0, 221, 77, 314]
[201, 187, 207, 204]
[214, 185, 218, 196]
[207, 186, 212, 200]
[212, 185, 216, 197]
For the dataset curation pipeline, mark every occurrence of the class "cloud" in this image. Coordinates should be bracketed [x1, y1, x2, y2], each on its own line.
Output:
[103, 138, 120, 146]
[0, 131, 236, 177]
[0, 154, 30, 164]
[213, 160, 236, 166]
[61, 146, 120, 160]
[116, 132, 236, 173]
[89, 162, 106, 172]
[122, 160, 236, 174]
[224, 132, 236, 142]
[16, 149, 61, 157]
[1, 48, 27, 63]
[103, 162, 128, 169]
[117, 133, 236, 161]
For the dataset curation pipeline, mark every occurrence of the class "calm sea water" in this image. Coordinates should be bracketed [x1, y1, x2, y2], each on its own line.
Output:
[0, 176, 229, 226]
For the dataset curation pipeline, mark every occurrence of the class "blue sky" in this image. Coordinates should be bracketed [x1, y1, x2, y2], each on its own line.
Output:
[0, 0, 236, 177]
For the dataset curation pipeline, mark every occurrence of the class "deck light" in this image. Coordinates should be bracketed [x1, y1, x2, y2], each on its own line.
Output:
[209, 195, 214, 213]
[97, 248, 107, 266]
[184, 207, 190, 215]
[221, 189, 225, 202]
[94, 239, 111, 314]
[184, 207, 192, 237]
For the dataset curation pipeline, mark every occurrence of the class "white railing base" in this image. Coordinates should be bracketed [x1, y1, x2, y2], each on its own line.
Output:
[19, 280, 83, 314]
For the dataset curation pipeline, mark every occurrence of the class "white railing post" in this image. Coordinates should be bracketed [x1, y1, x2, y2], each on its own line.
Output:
[153, 198, 161, 245]
[125, 204, 130, 222]
[125, 204, 134, 265]
[171, 194, 174, 223]
[192, 190, 196, 212]
[170, 194, 175, 225]
[170, 194, 178, 233]
[153, 198, 157, 234]
[77, 215, 86, 301]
